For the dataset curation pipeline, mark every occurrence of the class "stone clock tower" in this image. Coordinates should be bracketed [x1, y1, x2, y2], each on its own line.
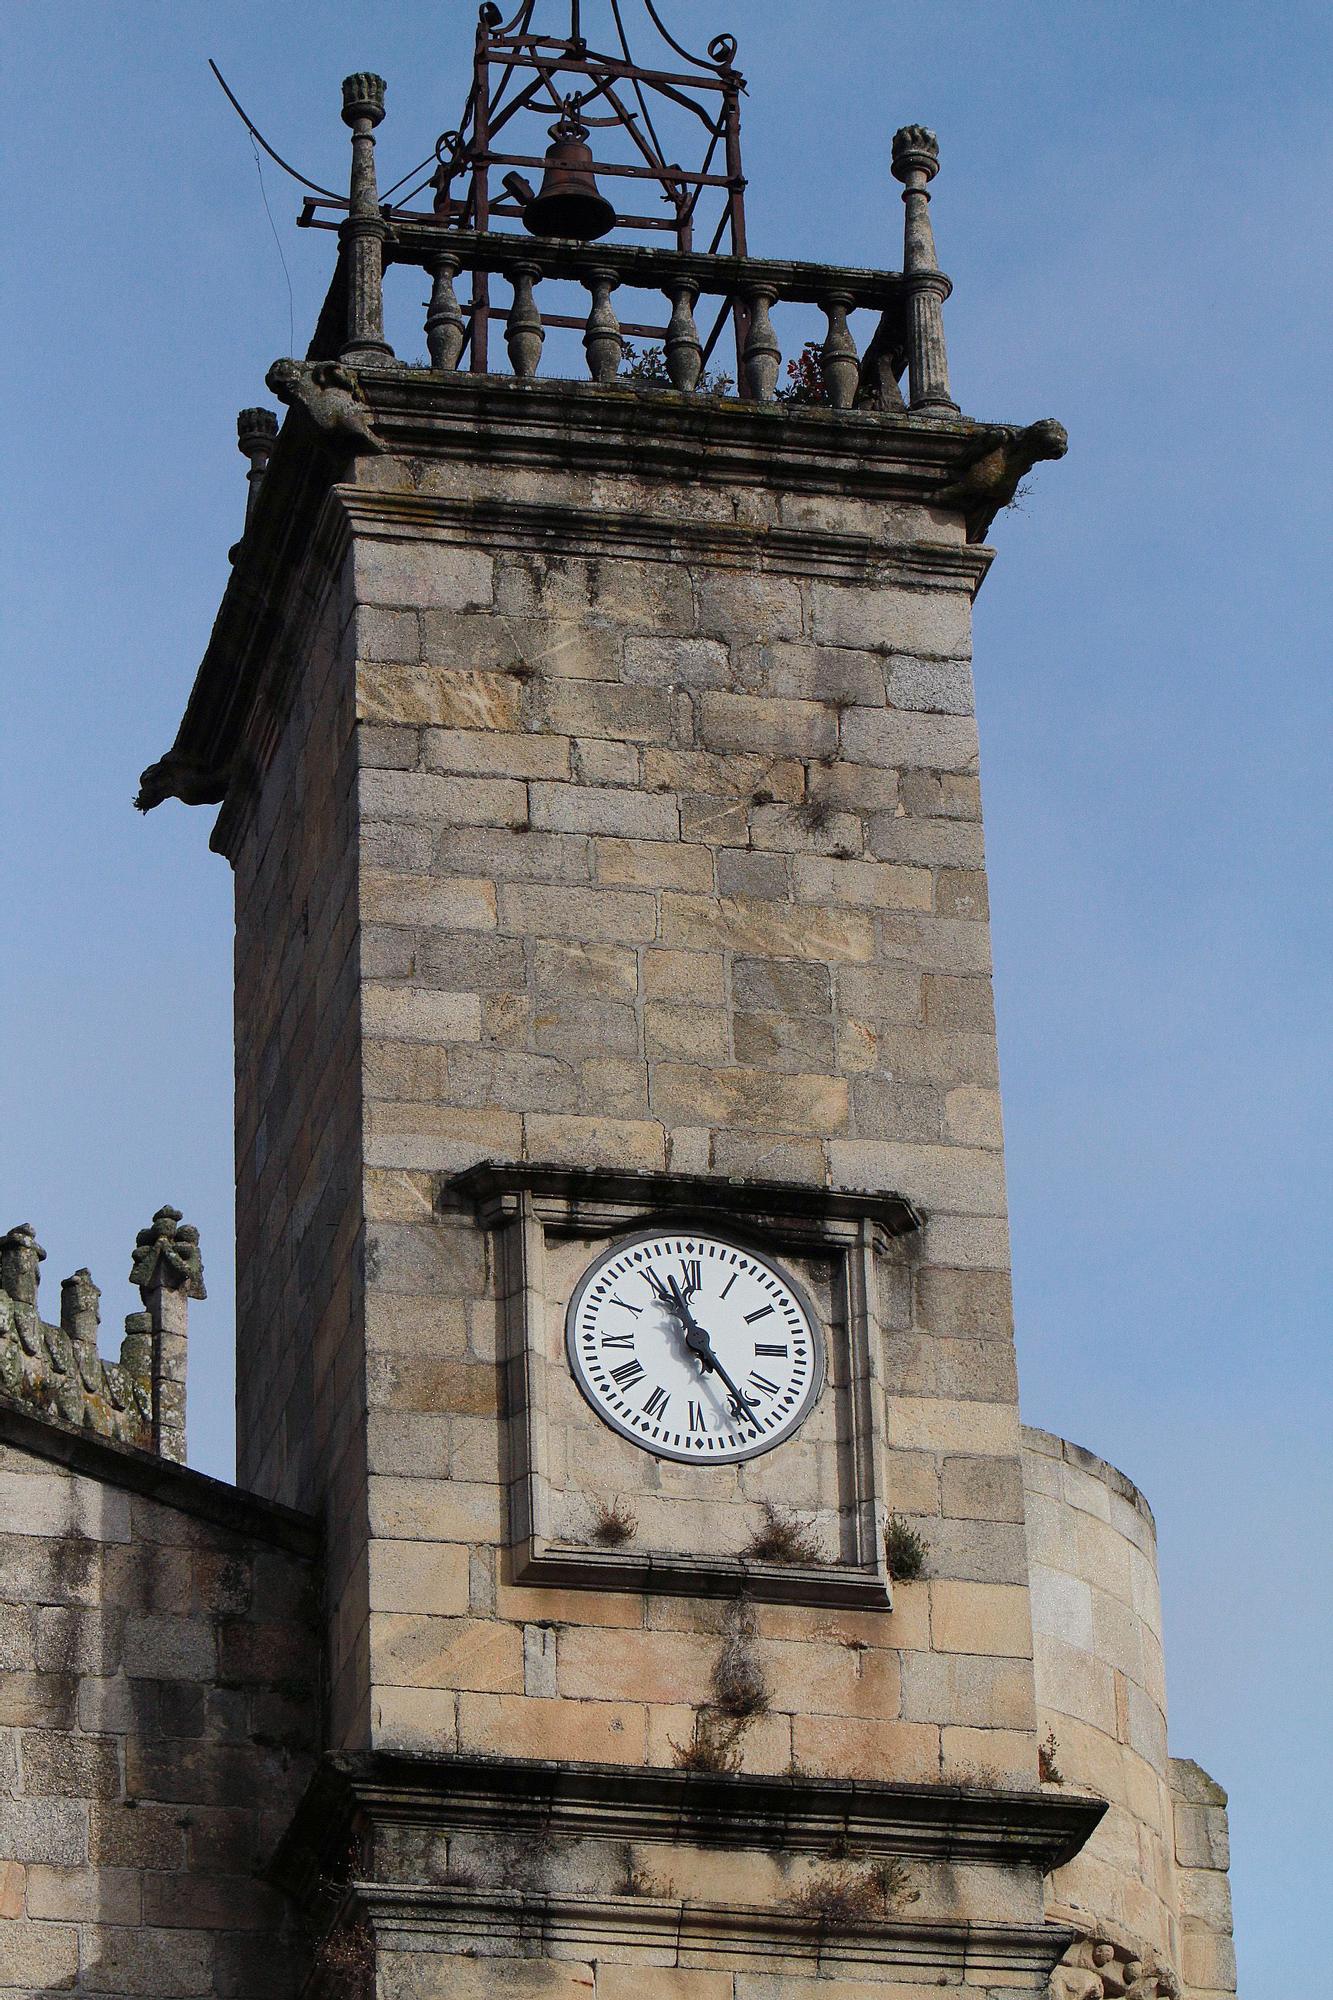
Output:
[128, 9, 1233, 2000]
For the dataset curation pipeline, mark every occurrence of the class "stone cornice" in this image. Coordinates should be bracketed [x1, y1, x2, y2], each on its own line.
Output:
[0, 1397, 320, 1558]
[338, 485, 991, 593]
[450, 1162, 922, 1242]
[352, 370, 994, 509]
[273, 1751, 1106, 1902]
[358, 1881, 1074, 1978]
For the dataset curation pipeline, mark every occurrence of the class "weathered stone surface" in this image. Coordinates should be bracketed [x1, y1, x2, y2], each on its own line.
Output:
[127, 284, 1233, 2000]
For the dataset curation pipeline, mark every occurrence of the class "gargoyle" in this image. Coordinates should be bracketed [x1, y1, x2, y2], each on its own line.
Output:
[932, 417, 1068, 541]
[134, 748, 230, 813]
[265, 358, 383, 453]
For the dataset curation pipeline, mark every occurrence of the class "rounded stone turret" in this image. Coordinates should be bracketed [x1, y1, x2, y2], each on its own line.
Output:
[1022, 1426, 1177, 1968]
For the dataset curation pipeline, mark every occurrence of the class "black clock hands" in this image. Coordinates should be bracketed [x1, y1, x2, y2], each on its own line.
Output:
[661, 1276, 758, 1422]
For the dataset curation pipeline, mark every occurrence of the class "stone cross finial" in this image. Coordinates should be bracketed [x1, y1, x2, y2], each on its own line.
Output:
[891, 124, 958, 416]
[0, 1224, 45, 1306]
[340, 72, 393, 364]
[130, 1206, 207, 1301]
[130, 1206, 204, 1464]
[237, 406, 278, 527]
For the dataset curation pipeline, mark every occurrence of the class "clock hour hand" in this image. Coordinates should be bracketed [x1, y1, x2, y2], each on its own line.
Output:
[664, 1277, 758, 1421]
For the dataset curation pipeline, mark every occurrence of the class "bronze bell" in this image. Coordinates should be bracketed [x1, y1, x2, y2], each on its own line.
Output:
[522, 114, 616, 241]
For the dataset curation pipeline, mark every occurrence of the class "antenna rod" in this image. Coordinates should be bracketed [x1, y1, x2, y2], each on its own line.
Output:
[572, 1, 582, 44]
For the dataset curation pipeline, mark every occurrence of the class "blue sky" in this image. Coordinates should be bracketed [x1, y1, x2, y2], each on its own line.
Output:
[3, 3, 1329, 1987]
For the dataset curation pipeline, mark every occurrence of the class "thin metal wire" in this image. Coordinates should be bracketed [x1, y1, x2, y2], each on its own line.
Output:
[209, 61, 340, 199]
[381, 148, 446, 202]
[250, 137, 296, 354]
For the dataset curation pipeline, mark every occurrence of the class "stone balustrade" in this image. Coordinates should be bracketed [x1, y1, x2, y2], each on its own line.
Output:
[298, 75, 957, 415]
[387, 226, 922, 410]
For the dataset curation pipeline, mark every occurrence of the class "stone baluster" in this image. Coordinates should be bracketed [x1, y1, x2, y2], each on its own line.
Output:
[340, 73, 394, 364]
[236, 408, 278, 527]
[820, 291, 861, 410]
[506, 263, 545, 379]
[891, 125, 958, 415]
[741, 285, 781, 402]
[129, 1206, 206, 1464]
[582, 268, 624, 384]
[425, 253, 466, 371]
[664, 279, 704, 392]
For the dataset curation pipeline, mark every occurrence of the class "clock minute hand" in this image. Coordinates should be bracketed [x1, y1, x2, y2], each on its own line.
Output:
[665, 1278, 758, 1420]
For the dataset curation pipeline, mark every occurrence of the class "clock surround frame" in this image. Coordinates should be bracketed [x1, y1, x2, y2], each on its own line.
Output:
[451, 1163, 921, 1609]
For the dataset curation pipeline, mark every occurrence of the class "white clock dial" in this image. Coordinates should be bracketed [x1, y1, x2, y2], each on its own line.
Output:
[565, 1229, 825, 1464]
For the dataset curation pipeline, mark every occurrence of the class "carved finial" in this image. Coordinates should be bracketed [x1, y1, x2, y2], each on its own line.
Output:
[236, 408, 279, 539]
[891, 125, 940, 184]
[130, 1207, 206, 1303]
[339, 77, 393, 363]
[0, 1225, 45, 1305]
[341, 73, 387, 128]
[237, 407, 278, 459]
[60, 1268, 101, 1345]
[889, 123, 957, 414]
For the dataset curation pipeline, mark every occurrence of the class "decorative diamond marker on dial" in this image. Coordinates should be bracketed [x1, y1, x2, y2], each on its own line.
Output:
[565, 1230, 825, 1465]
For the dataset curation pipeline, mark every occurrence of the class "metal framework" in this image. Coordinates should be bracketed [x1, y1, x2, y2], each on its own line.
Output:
[435, 2, 748, 371]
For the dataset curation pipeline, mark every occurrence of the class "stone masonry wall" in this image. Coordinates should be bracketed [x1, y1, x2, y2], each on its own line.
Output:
[1170, 1758, 1238, 2000]
[0, 1417, 318, 1998]
[230, 545, 370, 1743]
[342, 445, 1038, 1791]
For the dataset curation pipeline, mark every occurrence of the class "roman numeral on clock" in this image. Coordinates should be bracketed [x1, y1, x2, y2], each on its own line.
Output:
[611, 1296, 642, 1316]
[680, 1258, 701, 1294]
[687, 1401, 707, 1433]
[749, 1372, 781, 1398]
[600, 1333, 635, 1349]
[754, 1343, 789, 1358]
[610, 1359, 645, 1389]
[744, 1303, 775, 1324]
[642, 1385, 670, 1420]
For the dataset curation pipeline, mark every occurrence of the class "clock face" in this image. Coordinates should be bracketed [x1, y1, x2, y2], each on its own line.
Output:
[565, 1229, 825, 1465]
